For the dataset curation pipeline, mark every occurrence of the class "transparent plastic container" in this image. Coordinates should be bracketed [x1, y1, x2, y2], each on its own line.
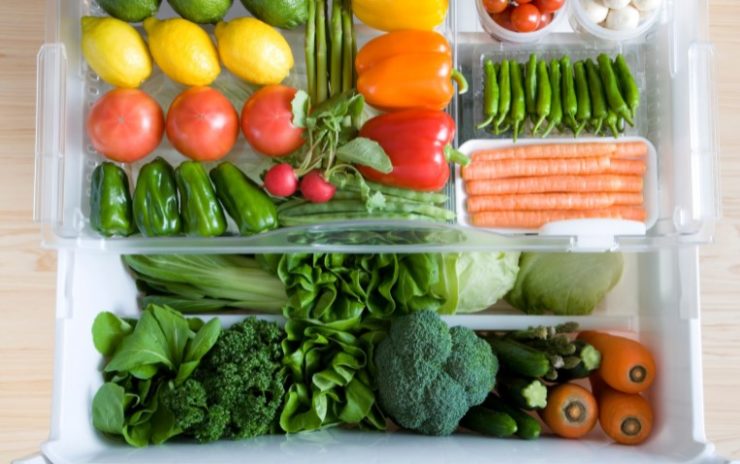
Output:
[570, 0, 662, 42]
[474, 0, 569, 44]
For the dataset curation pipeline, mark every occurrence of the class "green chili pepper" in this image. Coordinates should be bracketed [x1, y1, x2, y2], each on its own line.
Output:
[560, 56, 578, 135]
[542, 59, 562, 138]
[585, 58, 607, 135]
[210, 162, 278, 235]
[597, 53, 634, 127]
[510, 60, 526, 142]
[574, 61, 591, 137]
[495, 59, 511, 130]
[133, 157, 181, 237]
[477, 59, 499, 130]
[614, 54, 640, 120]
[175, 161, 227, 237]
[532, 60, 551, 135]
[90, 162, 135, 237]
[605, 109, 620, 138]
[525, 54, 538, 123]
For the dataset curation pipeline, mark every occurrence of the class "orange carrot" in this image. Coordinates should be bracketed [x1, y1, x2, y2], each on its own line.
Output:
[462, 157, 611, 180]
[591, 376, 653, 445]
[540, 383, 598, 439]
[578, 331, 656, 394]
[471, 207, 647, 228]
[471, 143, 617, 161]
[465, 175, 644, 196]
[607, 159, 647, 176]
[467, 193, 643, 213]
[613, 141, 648, 159]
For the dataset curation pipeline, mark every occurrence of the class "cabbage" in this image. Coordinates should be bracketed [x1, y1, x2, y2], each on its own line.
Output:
[453, 252, 521, 314]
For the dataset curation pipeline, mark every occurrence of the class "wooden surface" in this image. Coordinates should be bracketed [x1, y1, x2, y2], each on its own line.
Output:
[0, 0, 738, 461]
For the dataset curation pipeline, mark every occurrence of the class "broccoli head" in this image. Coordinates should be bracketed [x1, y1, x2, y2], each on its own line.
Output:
[374, 310, 498, 436]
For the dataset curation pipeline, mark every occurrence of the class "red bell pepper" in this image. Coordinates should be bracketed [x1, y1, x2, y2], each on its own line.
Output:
[358, 110, 469, 192]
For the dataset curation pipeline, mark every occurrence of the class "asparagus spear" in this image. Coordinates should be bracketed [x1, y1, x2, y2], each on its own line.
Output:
[305, 0, 316, 103]
[315, 0, 328, 103]
[329, 0, 343, 97]
[341, 0, 354, 92]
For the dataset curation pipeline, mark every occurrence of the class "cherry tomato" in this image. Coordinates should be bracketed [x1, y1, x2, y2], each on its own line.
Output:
[241, 85, 305, 158]
[538, 12, 553, 29]
[533, 0, 564, 13]
[87, 89, 164, 163]
[166, 87, 239, 162]
[491, 9, 513, 29]
[511, 3, 541, 32]
[483, 0, 509, 14]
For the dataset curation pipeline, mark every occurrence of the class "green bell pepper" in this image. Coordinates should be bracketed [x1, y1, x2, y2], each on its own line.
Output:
[175, 161, 226, 237]
[90, 162, 136, 237]
[210, 162, 278, 235]
[133, 157, 181, 237]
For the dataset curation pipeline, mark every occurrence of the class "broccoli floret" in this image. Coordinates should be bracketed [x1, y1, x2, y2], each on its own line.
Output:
[162, 317, 286, 443]
[375, 310, 498, 436]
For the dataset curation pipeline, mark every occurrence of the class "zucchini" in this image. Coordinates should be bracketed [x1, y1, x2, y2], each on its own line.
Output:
[497, 372, 547, 410]
[461, 406, 517, 438]
[487, 336, 551, 378]
[483, 394, 541, 440]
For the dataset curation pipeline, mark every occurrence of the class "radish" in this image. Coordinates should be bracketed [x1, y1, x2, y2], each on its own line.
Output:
[264, 163, 298, 197]
[300, 170, 336, 203]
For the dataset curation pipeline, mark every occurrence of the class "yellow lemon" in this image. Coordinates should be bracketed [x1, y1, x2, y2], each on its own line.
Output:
[81, 16, 151, 88]
[143, 17, 221, 86]
[215, 18, 294, 86]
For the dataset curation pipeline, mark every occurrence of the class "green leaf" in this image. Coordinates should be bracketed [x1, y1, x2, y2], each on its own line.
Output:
[150, 304, 195, 367]
[92, 383, 126, 435]
[184, 318, 221, 364]
[174, 361, 199, 386]
[336, 137, 392, 174]
[122, 421, 151, 448]
[150, 399, 182, 445]
[129, 364, 159, 380]
[291, 90, 310, 128]
[104, 310, 173, 374]
[92, 312, 133, 357]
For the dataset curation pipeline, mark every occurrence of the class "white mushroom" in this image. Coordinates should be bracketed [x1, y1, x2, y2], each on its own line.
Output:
[606, 5, 641, 30]
[601, 0, 631, 9]
[581, 0, 609, 24]
[631, 0, 662, 12]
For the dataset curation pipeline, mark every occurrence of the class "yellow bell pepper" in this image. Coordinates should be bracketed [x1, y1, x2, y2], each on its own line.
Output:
[352, 0, 449, 31]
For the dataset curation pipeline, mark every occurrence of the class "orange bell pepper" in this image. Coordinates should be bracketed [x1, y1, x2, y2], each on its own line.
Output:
[356, 30, 467, 112]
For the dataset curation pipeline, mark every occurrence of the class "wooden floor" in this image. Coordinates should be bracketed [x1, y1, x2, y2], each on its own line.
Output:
[0, 0, 738, 461]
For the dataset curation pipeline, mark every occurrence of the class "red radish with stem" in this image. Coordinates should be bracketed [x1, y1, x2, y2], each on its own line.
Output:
[264, 164, 298, 197]
[301, 170, 336, 203]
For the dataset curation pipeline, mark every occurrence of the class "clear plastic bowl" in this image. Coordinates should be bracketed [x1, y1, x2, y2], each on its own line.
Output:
[570, 0, 661, 41]
[475, 0, 569, 44]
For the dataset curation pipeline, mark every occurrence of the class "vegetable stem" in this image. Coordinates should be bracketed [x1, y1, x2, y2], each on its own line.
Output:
[315, 0, 328, 103]
[329, 0, 343, 97]
[341, 0, 354, 92]
[305, 0, 316, 103]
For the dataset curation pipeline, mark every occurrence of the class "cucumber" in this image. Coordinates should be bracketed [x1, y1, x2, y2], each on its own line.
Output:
[483, 394, 541, 440]
[461, 406, 518, 438]
[497, 372, 548, 410]
[487, 337, 551, 378]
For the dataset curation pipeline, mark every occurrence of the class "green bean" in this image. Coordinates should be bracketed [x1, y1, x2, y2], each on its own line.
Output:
[329, 0, 343, 97]
[542, 59, 562, 138]
[329, 173, 449, 204]
[341, 0, 354, 92]
[573, 61, 591, 137]
[280, 211, 438, 226]
[315, 0, 328, 103]
[614, 54, 640, 119]
[495, 59, 511, 129]
[532, 60, 551, 135]
[477, 59, 499, 130]
[560, 56, 578, 135]
[597, 54, 634, 126]
[510, 61, 525, 142]
[585, 58, 607, 135]
[525, 54, 538, 123]
[305, 0, 316, 103]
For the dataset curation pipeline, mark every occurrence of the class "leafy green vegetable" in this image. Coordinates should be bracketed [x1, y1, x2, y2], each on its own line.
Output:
[335, 137, 392, 173]
[454, 252, 520, 313]
[92, 382, 126, 434]
[506, 252, 624, 316]
[92, 312, 133, 357]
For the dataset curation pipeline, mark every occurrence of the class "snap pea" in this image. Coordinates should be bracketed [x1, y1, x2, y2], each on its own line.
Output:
[597, 53, 634, 127]
[560, 56, 578, 135]
[542, 59, 562, 138]
[477, 59, 499, 130]
[525, 54, 538, 123]
[573, 61, 591, 137]
[532, 60, 551, 135]
[585, 58, 607, 135]
[510, 60, 526, 142]
[614, 54, 640, 119]
[495, 59, 511, 129]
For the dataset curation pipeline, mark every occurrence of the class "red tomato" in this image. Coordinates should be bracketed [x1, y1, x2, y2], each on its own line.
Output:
[491, 9, 513, 29]
[533, 0, 564, 13]
[483, 0, 509, 14]
[241, 85, 305, 157]
[511, 3, 541, 32]
[166, 87, 239, 162]
[517, 0, 534, 3]
[87, 89, 164, 163]
[538, 12, 553, 29]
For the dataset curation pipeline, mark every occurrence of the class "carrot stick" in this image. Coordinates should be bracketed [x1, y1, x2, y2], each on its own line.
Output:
[467, 193, 643, 213]
[471, 207, 647, 228]
[591, 376, 653, 445]
[578, 331, 656, 394]
[607, 159, 647, 176]
[462, 157, 611, 180]
[539, 383, 598, 439]
[613, 141, 648, 159]
[471, 143, 617, 161]
[465, 175, 644, 196]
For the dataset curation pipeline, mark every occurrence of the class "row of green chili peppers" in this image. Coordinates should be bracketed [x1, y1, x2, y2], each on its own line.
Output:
[90, 159, 278, 238]
[478, 53, 640, 141]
